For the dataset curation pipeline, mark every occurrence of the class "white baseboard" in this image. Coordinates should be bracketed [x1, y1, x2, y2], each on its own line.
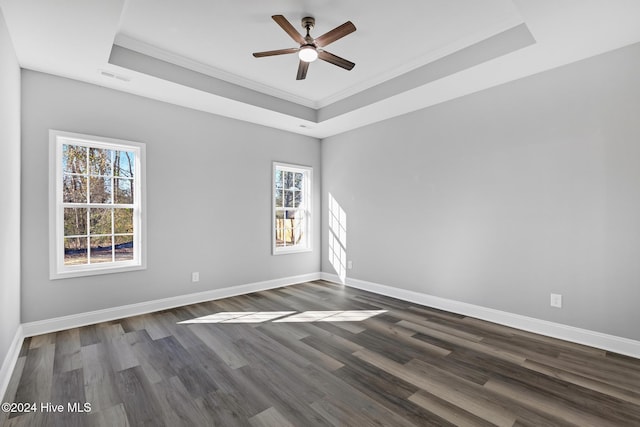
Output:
[321, 272, 640, 359]
[0, 325, 24, 402]
[21, 272, 321, 338]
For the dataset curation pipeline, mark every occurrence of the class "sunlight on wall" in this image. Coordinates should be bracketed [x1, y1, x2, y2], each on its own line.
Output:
[177, 310, 387, 324]
[328, 193, 347, 283]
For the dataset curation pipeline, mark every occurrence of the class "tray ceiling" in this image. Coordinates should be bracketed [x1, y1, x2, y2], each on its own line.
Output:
[2, 0, 640, 138]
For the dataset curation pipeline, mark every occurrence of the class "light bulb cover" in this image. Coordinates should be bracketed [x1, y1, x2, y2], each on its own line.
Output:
[298, 46, 318, 62]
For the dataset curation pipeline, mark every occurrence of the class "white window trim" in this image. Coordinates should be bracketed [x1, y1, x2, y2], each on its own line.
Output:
[272, 162, 312, 255]
[49, 130, 147, 280]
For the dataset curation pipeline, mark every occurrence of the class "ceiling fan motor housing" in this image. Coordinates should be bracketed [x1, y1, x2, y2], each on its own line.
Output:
[301, 17, 315, 31]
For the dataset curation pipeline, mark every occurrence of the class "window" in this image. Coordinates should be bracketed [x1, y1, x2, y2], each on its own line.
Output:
[273, 162, 312, 254]
[49, 130, 146, 279]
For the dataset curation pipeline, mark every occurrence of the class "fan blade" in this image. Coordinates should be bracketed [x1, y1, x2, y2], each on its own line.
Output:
[296, 60, 309, 80]
[253, 48, 299, 58]
[272, 15, 306, 45]
[314, 21, 356, 47]
[318, 50, 355, 70]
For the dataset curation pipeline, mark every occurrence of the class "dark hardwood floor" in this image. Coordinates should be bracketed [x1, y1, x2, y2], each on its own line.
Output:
[2, 280, 640, 426]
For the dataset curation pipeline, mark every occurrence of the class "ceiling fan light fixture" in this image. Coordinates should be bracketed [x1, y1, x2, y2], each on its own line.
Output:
[253, 15, 356, 79]
[298, 45, 318, 62]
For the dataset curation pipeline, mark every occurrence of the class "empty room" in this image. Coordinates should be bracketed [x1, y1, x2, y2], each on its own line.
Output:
[1, 1, 640, 426]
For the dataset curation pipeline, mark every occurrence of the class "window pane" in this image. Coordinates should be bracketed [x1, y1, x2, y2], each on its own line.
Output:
[283, 216, 294, 245]
[89, 148, 113, 176]
[63, 174, 87, 203]
[90, 208, 112, 235]
[275, 169, 283, 189]
[115, 235, 134, 261]
[64, 237, 88, 265]
[284, 171, 294, 190]
[114, 151, 135, 178]
[89, 176, 113, 204]
[114, 178, 134, 204]
[284, 190, 294, 207]
[64, 208, 87, 236]
[292, 226, 304, 245]
[114, 208, 133, 234]
[63, 144, 86, 174]
[275, 189, 283, 207]
[294, 172, 304, 190]
[293, 190, 301, 207]
[90, 236, 113, 263]
[275, 211, 283, 243]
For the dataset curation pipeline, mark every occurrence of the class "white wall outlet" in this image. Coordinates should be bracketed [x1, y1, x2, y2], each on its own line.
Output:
[347, 260, 353, 269]
[550, 293, 562, 308]
[191, 272, 200, 282]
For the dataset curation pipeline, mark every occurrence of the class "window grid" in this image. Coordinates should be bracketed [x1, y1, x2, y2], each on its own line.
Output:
[63, 146, 133, 265]
[273, 163, 312, 254]
[50, 130, 145, 279]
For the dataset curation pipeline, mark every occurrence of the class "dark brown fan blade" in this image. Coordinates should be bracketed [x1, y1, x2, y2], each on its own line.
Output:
[318, 50, 355, 70]
[253, 48, 299, 58]
[314, 21, 356, 47]
[296, 60, 309, 80]
[272, 15, 306, 45]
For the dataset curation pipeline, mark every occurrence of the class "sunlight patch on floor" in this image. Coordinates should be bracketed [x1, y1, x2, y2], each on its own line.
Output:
[178, 310, 387, 324]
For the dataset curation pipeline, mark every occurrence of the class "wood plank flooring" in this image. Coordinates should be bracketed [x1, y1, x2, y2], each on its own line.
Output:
[2, 280, 640, 426]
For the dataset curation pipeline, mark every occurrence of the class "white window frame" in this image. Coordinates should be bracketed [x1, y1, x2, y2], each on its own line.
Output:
[272, 162, 312, 255]
[49, 130, 147, 279]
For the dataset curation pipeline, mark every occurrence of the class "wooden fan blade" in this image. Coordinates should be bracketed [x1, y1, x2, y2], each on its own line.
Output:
[318, 50, 355, 70]
[253, 48, 299, 58]
[296, 60, 309, 80]
[272, 15, 306, 45]
[314, 21, 356, 47]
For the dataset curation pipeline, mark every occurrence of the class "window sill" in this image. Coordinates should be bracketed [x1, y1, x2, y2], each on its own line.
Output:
[50, 263, 146, 280]
[272, 247, 313, 256]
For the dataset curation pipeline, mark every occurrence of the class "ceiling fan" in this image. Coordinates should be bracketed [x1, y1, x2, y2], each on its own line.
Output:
[253, 15, 356, 80]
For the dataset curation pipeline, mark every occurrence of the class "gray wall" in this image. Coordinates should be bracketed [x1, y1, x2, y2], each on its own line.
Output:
[322, 42, 640, 341]
[21, 70, 321, 322]
[0, 9, 21, 379]
[14, 28, 640, 344]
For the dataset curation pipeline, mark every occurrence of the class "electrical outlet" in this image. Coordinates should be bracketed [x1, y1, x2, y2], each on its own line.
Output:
[191, 272, 200, 283]
[550, 293, 562, 308]
[347, 260, 353, 269]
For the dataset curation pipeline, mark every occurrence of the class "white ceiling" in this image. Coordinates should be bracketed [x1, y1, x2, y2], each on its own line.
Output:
[116, 0, 523, 106]
[2, 0, 640, 138]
